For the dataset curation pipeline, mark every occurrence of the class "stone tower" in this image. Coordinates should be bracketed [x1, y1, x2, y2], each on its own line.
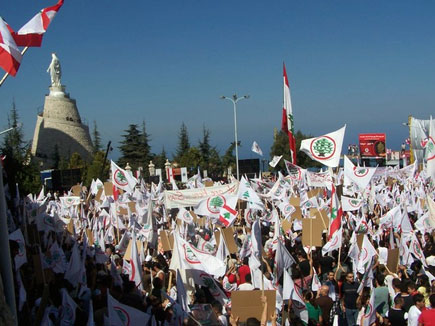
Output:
[31, 84, 94, 168]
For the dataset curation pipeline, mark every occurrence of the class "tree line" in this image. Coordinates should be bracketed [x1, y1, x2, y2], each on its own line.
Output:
[1, 102, 319, 197]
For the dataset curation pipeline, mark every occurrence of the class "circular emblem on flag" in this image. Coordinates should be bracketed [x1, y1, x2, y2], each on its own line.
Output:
[284, 204, 294, 216]
[310, 136, 336, 160]
[114, 306, 131, 326]
[206, 196, 226, 214]
[183, 211, 193, 223]
[330, 234, 339, 247]
[183, 244, 200, 264]
[349, 199, 360, 208]
[246, 209, 254, 224]
[363, 301, 373, 318]
[287, 166, 301, 180]
[354, 167, 369, 178]
[358, 221, 368, 234]
[113, 169, 129, 187]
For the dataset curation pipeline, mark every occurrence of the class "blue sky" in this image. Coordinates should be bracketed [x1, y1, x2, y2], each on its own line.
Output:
[1, 1, 434, 162]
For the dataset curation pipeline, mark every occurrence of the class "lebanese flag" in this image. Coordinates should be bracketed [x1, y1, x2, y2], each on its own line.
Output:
[329, 184, 342, 239]
[12, 0, 64, 47]
[0, 17, 21, 76]
[218, 195, 238, 227]
[281, 63, 297, 164]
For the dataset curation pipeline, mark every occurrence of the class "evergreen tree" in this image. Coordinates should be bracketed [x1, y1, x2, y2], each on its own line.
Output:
[221, 141, 240, 176]
[92, 120, 102, 152]
[85, 150, 108, 185]
[118, 124, 145, 171]
[174, 122, 190, 162]
[154, 147, 167, 170]
[1, 101, 41, 196]
[199, 125, 211, 169]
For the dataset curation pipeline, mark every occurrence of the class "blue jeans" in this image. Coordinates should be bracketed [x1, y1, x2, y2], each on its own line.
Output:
[345, 308, 358, 326]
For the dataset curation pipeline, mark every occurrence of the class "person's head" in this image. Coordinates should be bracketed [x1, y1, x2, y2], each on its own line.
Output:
[430, 294, 435, 309]
[328, 271, 335, 281]
[407, 281, 417, 294]
[211, 302, 223, 316]
[319, 285, 329, 296]
[413, 293, 425, 310]
[392, 278, 401, 291]
[400, 280, 410, 294]
[246, 318, 261, 326]
[394, 296, 404, 308]
[245, 274, 252, 284]
[375, 273, 385, 287]
[346, 272, 354, 283]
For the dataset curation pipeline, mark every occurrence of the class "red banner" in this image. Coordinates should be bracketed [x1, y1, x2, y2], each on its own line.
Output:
[359, 133, 386, 158]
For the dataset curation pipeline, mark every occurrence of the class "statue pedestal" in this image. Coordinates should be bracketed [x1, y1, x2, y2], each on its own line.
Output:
[48, 85, 68, 98]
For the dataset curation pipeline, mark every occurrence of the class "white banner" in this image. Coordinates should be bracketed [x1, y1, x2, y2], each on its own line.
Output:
[306, 170, 333, 187]
[164, 182, 239, 209]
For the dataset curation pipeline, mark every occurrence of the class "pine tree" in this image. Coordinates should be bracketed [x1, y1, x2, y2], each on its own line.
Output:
[118, 124, 144, 170]
[174, 122, 190, 162]
[1, 101, 41, 196]
[221, 141, 240, 176]
[140, 120, 152, 169]
[92, 120, 102, 152]
[154, 147, 167, 170]
[85, 150, 107, 185]
[199, 125, 211, 169]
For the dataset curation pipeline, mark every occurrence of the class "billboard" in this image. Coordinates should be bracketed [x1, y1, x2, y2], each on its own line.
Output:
[359, 133, 386, 158]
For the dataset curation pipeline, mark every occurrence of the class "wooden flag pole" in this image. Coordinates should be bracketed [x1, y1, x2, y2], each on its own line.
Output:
[0, 47, 29, 87]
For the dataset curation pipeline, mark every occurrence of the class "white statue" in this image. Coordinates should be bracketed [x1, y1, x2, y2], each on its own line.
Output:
[47, 53, 62, 86]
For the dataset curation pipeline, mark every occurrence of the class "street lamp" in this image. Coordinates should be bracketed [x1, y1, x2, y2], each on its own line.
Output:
[220, 94, 249, 180]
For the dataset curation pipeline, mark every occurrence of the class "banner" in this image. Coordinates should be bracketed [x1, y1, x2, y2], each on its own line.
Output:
[359, 133, 386, 158]
[164, 182, 238, 209]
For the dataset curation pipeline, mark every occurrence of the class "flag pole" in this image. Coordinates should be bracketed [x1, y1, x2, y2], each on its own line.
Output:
[0, 46, 29, 88]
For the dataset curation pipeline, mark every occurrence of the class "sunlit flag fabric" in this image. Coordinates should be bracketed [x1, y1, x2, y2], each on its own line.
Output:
[251, 141, 263, 156]
[300, 125, 346, 167]
[12, 0, 64, 47]
[111, 160, 138, 193]
[281, 63, 297, 164]
[341, 196, 363, 212]
[218, 195, 238, 227]
[343, 156, 377, 190]
[0, 17, 21, 76]
[322, 227, 342, 256]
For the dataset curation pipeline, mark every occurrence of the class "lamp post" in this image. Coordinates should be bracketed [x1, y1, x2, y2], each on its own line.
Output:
[220, 94, 249, 180]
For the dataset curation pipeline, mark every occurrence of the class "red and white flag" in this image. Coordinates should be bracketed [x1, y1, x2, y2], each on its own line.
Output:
[12, 0, 64, 47]
[218, 195, 238, 227]
[0, 17, 21, 76]
[300, 125, 346, 168]
[329, 184, 342, 239]
[281, 63, 297, 163]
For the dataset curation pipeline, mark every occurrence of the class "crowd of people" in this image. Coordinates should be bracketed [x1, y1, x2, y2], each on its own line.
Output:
[2, 160, 435, 326]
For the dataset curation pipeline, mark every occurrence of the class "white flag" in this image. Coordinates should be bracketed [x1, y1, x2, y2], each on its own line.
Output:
[322, 228, 342, 256]
[269, 155, 283, 168]
[343, 156, 377, 190]
[237, 176, 265, 211]
[300, 125, 346, 167]
[111, 160, 138, 193]
[341, 196, 363, 212]
[357, 235, 377, 273]
[251, 141, 263, 156]
[60, 288, 78, 326]
[107, 292, 150, 326]
[363, 289, 376, 326]
[9, 229, 27, 269]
